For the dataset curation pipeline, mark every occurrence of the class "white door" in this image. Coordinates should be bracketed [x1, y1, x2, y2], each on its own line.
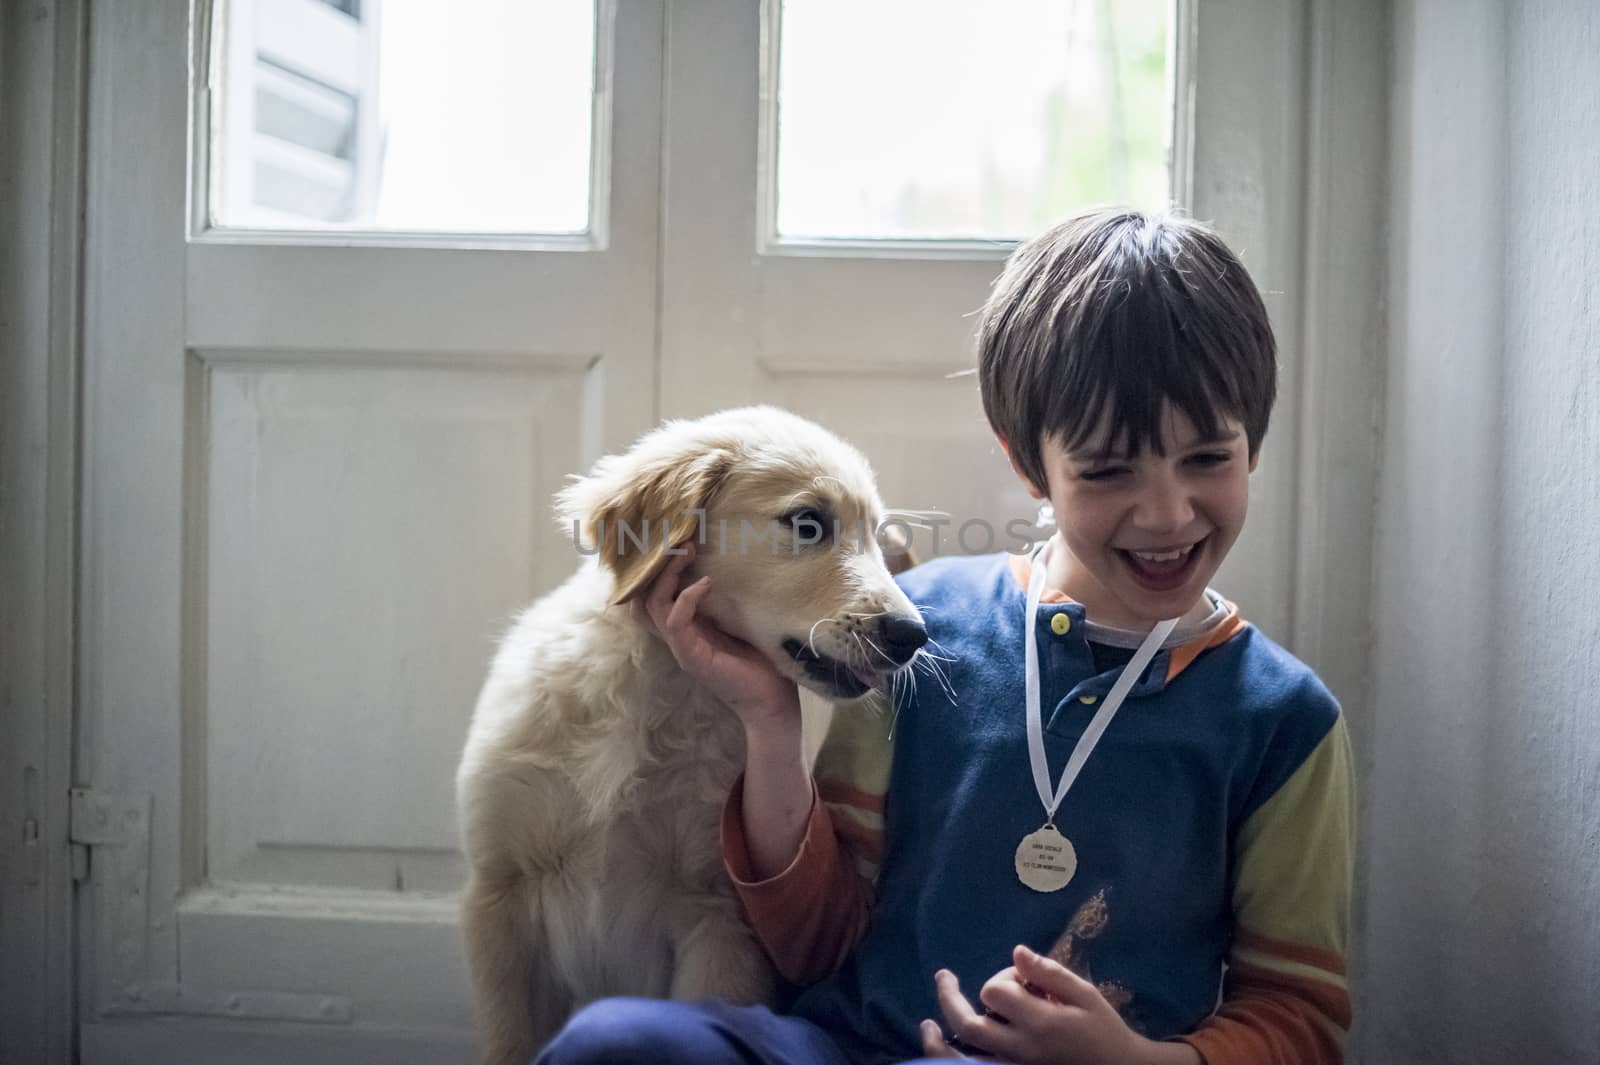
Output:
[74, 1, 1309, 1061]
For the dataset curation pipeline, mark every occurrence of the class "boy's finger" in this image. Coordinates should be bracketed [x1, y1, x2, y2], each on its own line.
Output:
[979, 971, 1040, 1016]
[978, 976, 1068, 1034]
[661, 539, 697, 588]
[1013, 944, 1094, 1006]
[644, 560, 679, 620]
[665, 575, 711, 632]
[934, 971, 1012, 1060]
[645, 544, 697, 619]
[918, 1019, 960, 1058]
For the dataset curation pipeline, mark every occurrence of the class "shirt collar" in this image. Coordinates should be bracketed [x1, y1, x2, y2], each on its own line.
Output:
[1007, 550, 1248, 683]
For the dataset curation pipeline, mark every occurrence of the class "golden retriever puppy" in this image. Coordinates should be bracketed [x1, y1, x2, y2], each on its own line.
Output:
[455, 406, 926, 1065]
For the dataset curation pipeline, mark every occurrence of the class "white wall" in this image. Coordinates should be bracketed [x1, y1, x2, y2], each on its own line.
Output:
[1366, 2, 1600, 1061]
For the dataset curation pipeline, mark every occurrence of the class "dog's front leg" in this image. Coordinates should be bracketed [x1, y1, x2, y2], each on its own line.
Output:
[461, 872, 569, 1065]
[667, 897, 776, 1006]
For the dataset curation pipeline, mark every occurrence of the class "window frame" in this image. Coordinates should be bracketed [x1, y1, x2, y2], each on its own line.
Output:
[187, 0, 617, 252]
[753, 0, 1196, 260]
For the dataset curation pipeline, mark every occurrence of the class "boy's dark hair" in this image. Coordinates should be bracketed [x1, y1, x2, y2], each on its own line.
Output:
[977, 207, 1277, 494]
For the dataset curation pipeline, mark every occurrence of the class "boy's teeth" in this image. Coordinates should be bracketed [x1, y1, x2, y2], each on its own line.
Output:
[1131, 546, 1192, 562]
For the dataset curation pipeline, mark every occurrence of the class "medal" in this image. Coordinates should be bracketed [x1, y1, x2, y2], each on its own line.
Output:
[1019, 538, 1177, 892]
[1014, 822, 1077, 892]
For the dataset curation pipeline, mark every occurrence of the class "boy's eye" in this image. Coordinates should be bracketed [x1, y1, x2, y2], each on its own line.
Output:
[1187, 451, 1233, 468]
[1078, 467, 1129, 482]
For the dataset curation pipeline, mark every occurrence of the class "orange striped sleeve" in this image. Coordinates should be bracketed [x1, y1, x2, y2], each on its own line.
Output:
[719, 694, 895, 985]
[721, 778, 875, 985]
[1179, 718, 1356, 1064]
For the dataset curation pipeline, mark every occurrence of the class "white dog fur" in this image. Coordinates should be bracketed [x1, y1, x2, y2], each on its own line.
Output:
[455, 407, 925, 1065]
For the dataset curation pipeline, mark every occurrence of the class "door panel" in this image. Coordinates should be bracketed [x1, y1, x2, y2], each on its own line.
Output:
[200, 353, 588, 890]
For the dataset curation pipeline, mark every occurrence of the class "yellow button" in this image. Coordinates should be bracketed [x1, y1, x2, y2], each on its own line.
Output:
[1050, 613, 1071, 636]
[1079, 695, 1098, 705]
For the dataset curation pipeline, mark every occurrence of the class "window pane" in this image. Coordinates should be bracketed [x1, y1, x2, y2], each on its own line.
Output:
[775, 0, 1172, 242]
[212, 0, 595, 234]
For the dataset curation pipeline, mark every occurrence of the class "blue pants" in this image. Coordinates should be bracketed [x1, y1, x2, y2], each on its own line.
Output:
[535, 997, 949, 1065]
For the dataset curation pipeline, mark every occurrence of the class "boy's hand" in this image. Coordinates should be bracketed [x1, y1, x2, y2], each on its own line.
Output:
[636, 541, 802, 736]
[918, 946, 1202, 1065]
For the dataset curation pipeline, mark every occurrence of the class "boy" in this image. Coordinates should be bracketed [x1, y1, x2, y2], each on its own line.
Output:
[539, 208, 1354, 1065]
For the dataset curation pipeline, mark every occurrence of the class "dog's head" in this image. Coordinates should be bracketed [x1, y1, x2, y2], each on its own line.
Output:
[558, 406, 926, 700]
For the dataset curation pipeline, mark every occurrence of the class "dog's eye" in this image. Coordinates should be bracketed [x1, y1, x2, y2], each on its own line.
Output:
[780, 506, 835, 546]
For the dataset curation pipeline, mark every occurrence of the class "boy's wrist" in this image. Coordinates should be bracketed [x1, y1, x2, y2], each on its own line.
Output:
[743, 725, 806, 778]
[738, 690, 804, 751]
[1130, 1035, 1203, 1065]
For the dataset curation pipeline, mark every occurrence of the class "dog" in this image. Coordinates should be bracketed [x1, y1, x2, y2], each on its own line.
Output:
[455, 406, 927, 1064]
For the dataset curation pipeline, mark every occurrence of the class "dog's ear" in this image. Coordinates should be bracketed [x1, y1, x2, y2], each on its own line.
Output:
[878, 519, 918, 576]
[558, 429, 736, 605]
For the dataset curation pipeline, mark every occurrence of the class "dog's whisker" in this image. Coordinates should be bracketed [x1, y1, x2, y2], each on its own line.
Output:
[806, 616, 841, 656]
[849, 631, 869, 664]
[885, 675, 903, 734]
[916, 660, 951, 702]
[860, 633, 891, 671]
[887, 670, 911, 739]
[914, 649, 957, 702]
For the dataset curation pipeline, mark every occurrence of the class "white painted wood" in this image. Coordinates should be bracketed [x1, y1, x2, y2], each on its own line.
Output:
[0, 1, 86, 1062]
[76, 1, 661, 1061]
[185, 244, 623, 353]
[1183, 0, 1308, 644]
[200, 351, 588, 889]
[176, 886, 473, 1031]
[81, 1017, 477, 1065]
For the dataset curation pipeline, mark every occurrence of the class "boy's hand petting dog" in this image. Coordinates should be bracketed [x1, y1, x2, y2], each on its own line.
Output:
[636, 541, 802, 736]
[918, 946, 1201, 1065]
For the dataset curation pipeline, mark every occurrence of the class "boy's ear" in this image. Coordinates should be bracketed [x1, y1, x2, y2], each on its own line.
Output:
[1248, 448, 1261, 474]
[998, 437, 1047, 501]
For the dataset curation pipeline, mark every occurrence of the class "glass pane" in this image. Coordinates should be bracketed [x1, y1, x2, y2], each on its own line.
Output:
[775, 0, 1172, 242]
[211, 0, 595, 234]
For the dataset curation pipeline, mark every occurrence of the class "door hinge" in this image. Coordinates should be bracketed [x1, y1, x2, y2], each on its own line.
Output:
[65, 788, 353, 1024]
[69, 787, 148, 855]
[69, 787, 154, 1009]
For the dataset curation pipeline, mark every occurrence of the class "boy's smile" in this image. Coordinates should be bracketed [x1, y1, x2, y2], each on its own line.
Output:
[1013, 406, 1256, 630]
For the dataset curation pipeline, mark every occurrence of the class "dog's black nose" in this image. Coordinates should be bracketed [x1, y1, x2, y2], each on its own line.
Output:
[878, 614, 928, 665]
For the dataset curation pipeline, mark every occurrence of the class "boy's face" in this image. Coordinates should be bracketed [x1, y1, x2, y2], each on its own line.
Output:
[1013, 405, 1257, 629]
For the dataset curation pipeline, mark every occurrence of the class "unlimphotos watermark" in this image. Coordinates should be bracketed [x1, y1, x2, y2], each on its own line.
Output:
[570, 509, 1052, 559]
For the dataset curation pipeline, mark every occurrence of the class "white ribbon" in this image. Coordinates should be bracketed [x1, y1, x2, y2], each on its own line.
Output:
[1024, 538, 1178, 825]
